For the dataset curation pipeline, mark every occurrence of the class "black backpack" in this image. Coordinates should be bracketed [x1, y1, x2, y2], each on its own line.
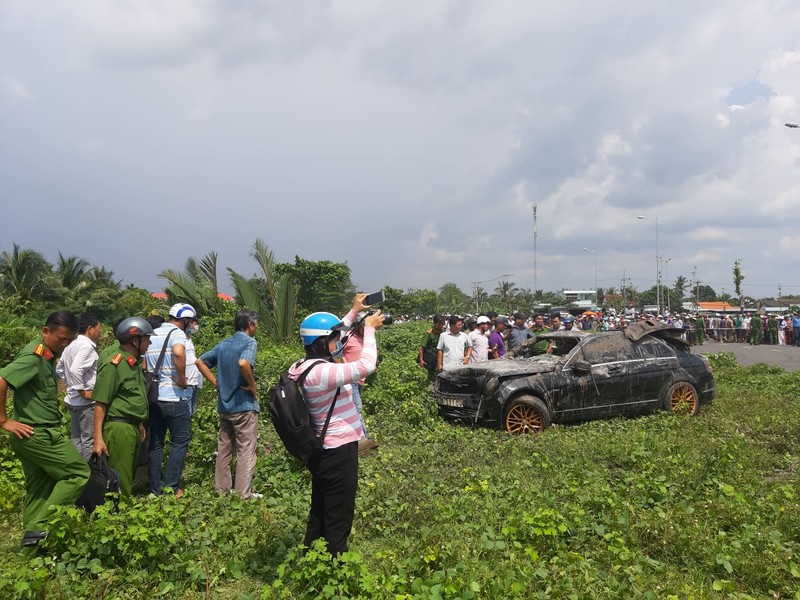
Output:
[268, 360, 341, 465]
[76, 454, 121, 513]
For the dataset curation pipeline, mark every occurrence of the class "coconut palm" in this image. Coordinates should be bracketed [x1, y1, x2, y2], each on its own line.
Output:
[471, 285, 489, 313]
[159, 251, 224, 315]
[86, 266, 122, 292]
[494, 280, 520, 312]
[673, 275, 688, 299]
[228, 238, 298, 343]
[55, 253, 90, 290]
[0, 243, 54, 309]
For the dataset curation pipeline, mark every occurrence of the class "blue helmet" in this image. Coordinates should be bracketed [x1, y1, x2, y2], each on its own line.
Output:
[299, 312, 345, 346]
[563, 315, 575, 323]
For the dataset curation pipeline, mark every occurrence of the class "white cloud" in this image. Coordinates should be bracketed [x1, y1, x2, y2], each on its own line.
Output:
[689, 227, 728, 241]
[3, 0, 800, 297]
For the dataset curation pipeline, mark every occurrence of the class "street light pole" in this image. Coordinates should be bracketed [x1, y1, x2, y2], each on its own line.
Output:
[664, 257, 672, 313]
[637, 215, 660, 314]
[582, 248, 597, 305]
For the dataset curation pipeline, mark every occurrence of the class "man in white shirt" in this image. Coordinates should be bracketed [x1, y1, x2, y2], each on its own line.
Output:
[437, 315, 471, 371]
[56, 314, 102, 460]
[468, 316, 491, 363]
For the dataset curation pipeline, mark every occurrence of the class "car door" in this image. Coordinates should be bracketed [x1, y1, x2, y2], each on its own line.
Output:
[563, 334, 638, 419]
[629, 337, 679, 414]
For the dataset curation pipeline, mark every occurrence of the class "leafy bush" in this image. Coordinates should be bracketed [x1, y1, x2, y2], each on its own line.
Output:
[1, 323, 799, 597]
[0, 326, 37, 368]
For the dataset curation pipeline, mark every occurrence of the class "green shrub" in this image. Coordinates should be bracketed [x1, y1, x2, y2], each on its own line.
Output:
[0, 325, 37, 368]
[1, 321, 800, 597]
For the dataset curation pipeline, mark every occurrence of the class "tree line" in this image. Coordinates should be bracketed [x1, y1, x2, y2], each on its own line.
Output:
[2, 243, 793, 338]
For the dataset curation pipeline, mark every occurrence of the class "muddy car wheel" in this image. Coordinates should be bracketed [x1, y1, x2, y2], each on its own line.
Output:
[665, 381, 699, 416]
[503, 396, 550, 434]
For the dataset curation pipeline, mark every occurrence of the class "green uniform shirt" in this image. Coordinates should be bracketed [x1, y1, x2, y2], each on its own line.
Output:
[420, 329, 442, 352]
[0, 337, 61, 425]
[98, 341, 120, 363]
[93, 349, 148, 422]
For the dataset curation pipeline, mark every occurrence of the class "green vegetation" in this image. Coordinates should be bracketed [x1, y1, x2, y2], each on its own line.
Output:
[1, 325, 799, 598]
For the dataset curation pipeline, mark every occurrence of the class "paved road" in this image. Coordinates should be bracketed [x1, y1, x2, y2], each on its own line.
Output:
[693, 341, 800, 371]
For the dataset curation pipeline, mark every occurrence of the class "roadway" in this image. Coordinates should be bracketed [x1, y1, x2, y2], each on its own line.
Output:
[694, 341, 800, 372]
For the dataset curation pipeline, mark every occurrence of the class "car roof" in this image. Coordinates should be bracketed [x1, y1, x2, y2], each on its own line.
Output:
[533, 319, 689, 348]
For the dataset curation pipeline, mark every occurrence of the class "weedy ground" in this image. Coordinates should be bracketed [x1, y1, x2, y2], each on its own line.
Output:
[0, 325, 798, 599]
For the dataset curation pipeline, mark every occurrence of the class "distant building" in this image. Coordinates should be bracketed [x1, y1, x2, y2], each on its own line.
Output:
[561, 290, 597, 309]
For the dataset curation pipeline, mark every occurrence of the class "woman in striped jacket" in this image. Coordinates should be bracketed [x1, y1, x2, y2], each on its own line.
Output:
[288, 298, 384, 556]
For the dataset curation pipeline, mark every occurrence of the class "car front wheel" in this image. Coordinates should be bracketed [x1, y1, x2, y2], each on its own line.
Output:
[503, 395, 551, 434]
[665, 381, 700, 416]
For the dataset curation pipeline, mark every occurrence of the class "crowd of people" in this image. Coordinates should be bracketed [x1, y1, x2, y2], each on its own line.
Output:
[417, 309, 800, 373]
[0, 295, 383, 556]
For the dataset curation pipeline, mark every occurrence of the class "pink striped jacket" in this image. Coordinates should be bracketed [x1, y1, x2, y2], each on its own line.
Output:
[288, 326, 377, 448]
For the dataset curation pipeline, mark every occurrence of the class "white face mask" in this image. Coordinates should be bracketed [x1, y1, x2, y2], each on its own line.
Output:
[186, 324, 199, 335]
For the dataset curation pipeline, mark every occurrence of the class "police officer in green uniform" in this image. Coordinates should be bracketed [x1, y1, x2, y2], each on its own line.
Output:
[767, 314, 778, 345]
[92, 318, 153, 496]
[695, 315, 705, 345]
[0, 311, 90, 548]
[750, 315, 762, 345]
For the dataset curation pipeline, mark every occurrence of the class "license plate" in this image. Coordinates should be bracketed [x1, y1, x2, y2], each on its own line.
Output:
[438, 397, 464, 408]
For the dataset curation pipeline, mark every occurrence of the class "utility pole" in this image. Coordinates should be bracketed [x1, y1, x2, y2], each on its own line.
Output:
[621, 270, 627, 311]
[692, 265, 698, 309]
[532, 204, 538, 306]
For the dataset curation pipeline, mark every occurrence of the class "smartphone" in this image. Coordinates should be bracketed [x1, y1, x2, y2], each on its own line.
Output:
[363, 290, 385, 306]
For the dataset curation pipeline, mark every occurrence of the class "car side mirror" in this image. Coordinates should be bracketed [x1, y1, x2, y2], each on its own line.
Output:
[572, 359, 592, 375]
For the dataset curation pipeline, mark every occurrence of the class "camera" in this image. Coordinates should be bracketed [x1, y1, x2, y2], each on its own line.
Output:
[352, 309, 393, 328]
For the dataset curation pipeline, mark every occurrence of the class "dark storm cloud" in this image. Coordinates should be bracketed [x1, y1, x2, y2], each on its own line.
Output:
[2, 0, 800, 299]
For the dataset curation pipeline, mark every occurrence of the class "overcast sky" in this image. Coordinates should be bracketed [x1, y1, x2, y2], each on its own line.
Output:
[3, 1, 800, 301]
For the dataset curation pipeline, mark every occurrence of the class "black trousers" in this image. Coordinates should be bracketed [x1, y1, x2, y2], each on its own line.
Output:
[305, 441, 358, 556]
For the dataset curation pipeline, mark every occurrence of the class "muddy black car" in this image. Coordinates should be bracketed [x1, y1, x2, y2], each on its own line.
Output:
[432, 320, 715, 434]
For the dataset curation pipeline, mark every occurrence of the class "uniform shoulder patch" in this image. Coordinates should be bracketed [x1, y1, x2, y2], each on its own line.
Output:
[111, 354, 123, 366]
[126, 356, 137, 367]
[33, 344, 44, 356]
[43, 348, 53, 360]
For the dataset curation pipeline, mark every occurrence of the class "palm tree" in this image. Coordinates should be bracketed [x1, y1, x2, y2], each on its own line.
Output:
[673, 275, 688, 299]
[471, 285, 488, 313]
[494, 280, 520, 312]
[159, 251, 224, 315]
[55, 253, 90, 290]
[228, 238, 298, 343]
[86, 266, 122, 292]
[0, 243, 54, 308]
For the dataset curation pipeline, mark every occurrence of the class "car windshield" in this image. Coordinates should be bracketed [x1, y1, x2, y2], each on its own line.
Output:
[565, 332, 634, 365]
[546, 335, 583, 357]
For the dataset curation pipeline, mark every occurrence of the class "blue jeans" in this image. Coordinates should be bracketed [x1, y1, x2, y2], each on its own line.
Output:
[148, 398, 191, 495]
[187, 386, 199, 416]
[351, 383, 369, 439]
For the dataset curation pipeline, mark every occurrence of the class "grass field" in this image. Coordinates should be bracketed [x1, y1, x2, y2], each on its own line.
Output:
[1, 324, 799, 598]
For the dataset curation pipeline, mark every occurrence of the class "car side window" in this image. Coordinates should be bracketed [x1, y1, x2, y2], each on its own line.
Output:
[577, 335, 634, 365]
[634, 337, 675, 359]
